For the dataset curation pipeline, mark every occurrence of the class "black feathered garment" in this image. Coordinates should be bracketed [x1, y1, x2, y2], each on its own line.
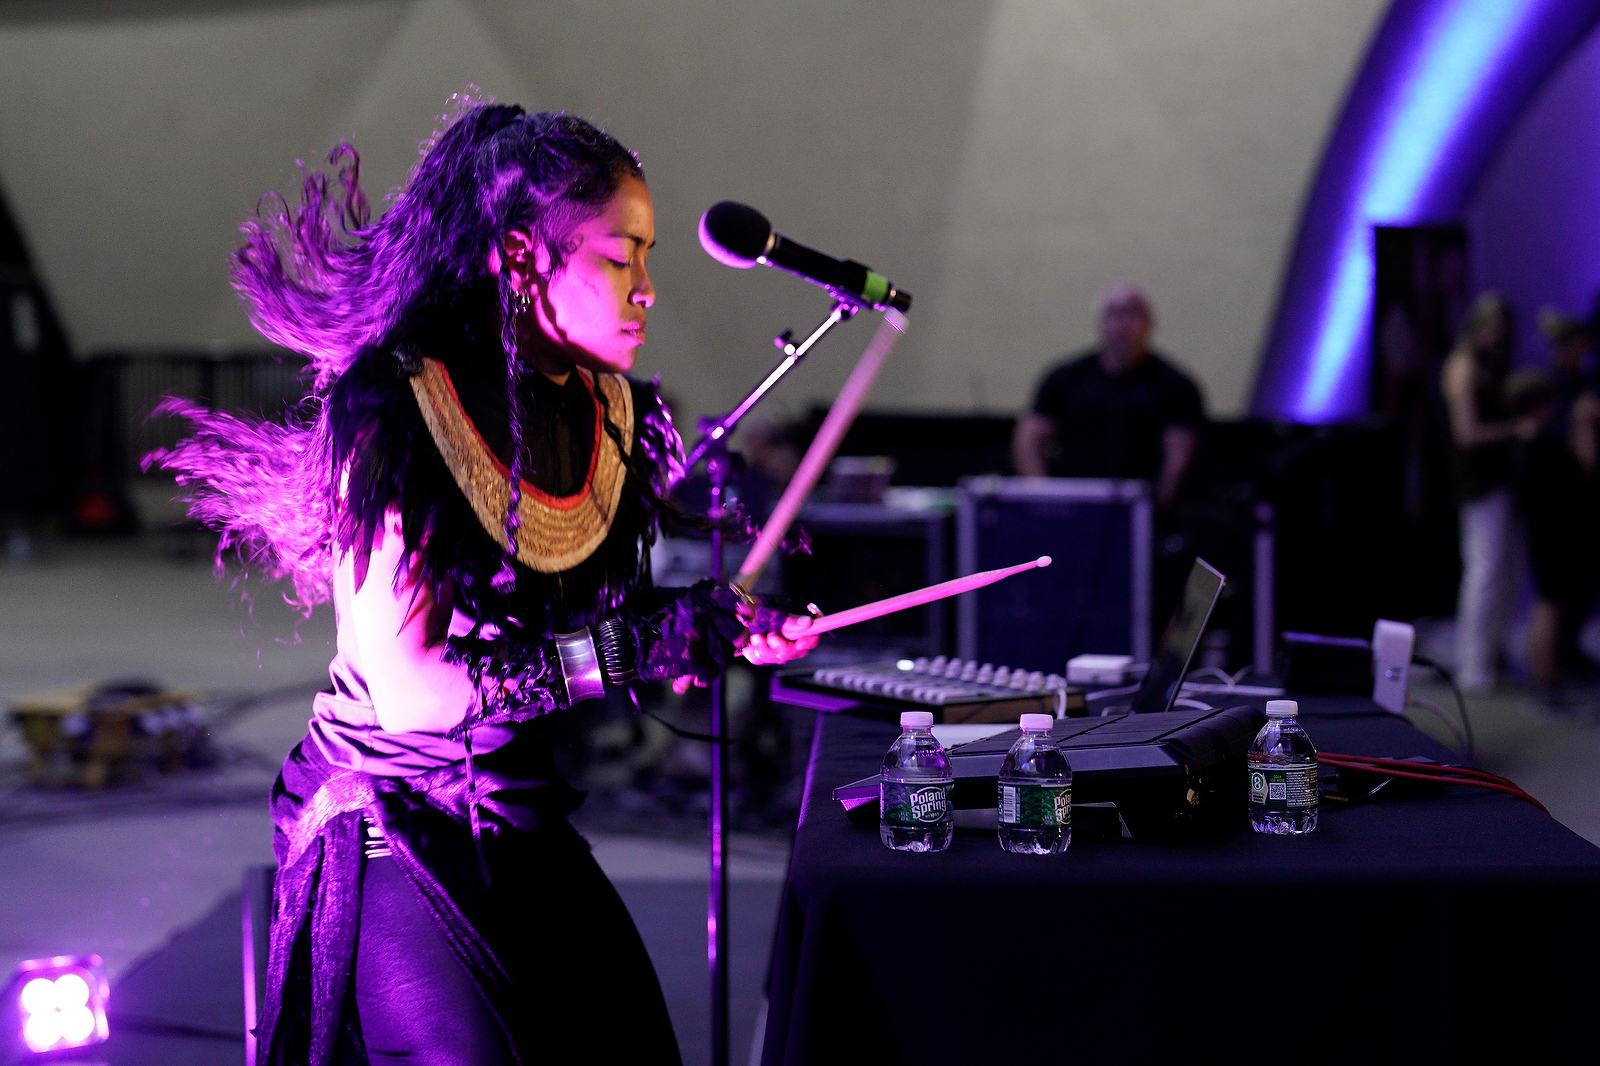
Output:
[258, 337, 728, 1066]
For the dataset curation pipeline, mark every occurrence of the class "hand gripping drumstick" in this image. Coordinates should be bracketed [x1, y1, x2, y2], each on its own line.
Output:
[732, 307, 908, 592]
[803, 556, 1051, 636]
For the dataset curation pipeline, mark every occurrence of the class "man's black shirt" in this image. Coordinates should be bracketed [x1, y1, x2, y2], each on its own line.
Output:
[1030, 350, 1204, 480]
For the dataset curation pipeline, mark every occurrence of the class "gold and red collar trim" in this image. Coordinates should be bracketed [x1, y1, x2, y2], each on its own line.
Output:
[409, 356, 633, 573]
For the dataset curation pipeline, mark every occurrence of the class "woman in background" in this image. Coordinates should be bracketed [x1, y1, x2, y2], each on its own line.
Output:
[156, 100, 815, 1066]
[1442, 293, 1529, 692]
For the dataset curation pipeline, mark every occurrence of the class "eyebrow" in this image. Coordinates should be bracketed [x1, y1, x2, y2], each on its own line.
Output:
[608, 230, 656, 250]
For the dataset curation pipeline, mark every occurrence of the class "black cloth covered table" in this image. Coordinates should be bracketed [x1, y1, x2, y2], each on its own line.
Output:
[762, 697, 1600, 1064]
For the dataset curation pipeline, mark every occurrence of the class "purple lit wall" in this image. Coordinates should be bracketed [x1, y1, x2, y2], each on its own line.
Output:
[1469, 24, 1600, 363]
[1252, 0, 1600, 422]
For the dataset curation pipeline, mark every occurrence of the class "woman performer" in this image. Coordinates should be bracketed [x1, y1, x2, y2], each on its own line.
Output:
[154, 102, 817, 1065]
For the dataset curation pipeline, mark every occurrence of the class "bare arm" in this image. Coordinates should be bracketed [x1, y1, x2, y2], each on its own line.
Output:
[1156, 425, 1199, 507]
[1442, 351, 1520, 449]
[347, 508, 480, 735]
[353, 507, 820, 710]
[1012, 413, 1055, 476]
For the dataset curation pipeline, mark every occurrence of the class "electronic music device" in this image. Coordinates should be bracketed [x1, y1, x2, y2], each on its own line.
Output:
[779, 556, 1227, 726]
[782, 656, 1086, 723]
[832, 702, 1266, 840]
[1281, 631, 1372, 693]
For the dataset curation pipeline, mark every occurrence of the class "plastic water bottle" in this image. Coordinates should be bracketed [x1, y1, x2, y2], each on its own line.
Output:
[1248, 699, 1319, 835]
[880, 711, 954, 852]
[997, 713, 1072, 854]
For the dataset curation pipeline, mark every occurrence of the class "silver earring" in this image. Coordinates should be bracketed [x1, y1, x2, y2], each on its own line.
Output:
[511, 289, 532, 316]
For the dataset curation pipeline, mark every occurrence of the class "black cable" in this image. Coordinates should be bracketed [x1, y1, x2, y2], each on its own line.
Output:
[627, 686, 733, 745]
[1412, 654, 1474, 759]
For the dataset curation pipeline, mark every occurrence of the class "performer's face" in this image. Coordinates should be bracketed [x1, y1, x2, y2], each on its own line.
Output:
[524, 176, 656, 375]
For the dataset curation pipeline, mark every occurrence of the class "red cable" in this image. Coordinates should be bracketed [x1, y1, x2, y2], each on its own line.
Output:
[1320, 758, 1544, 810]
[1316, 755, 1549, 816]
[1333, 757, 1547, 810]
[1320, 757, 1547, 813]
[1319, 752, 1512, 786]
[1318, 752, 1516, 789]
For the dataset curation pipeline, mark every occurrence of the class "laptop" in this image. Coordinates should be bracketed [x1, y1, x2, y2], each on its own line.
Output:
[1110, 557, 1226, 715]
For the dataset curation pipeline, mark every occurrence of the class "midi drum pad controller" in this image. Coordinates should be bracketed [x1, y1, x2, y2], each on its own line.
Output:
[783, 656, 1086, 723]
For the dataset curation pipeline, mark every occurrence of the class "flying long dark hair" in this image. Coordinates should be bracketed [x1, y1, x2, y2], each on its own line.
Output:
[150, 96, 682, 613]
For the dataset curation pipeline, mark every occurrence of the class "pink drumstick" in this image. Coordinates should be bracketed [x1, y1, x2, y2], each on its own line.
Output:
[805, 556, 1051, 636]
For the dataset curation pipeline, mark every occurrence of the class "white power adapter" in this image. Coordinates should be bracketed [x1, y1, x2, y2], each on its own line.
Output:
[1066, 654, 1134, 686]
[1371, 619, 1415, 714]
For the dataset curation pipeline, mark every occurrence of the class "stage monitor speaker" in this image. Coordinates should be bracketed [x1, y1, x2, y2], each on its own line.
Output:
[957, 477, 1151, 674]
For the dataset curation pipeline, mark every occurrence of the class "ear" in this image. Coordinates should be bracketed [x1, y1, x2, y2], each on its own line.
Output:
[497, 230, 551, 291]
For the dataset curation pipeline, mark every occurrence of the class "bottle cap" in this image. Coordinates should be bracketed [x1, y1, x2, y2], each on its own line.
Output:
[1265, 699, 1298, 719]
[900, 710, 934, 730]
[1018, 713, 1054, 733]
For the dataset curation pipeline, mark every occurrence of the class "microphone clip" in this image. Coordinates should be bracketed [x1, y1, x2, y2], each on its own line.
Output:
[774, 304, 859, 357]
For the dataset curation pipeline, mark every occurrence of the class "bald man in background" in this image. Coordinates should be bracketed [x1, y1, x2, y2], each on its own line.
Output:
[1012, 284, 1204, 507]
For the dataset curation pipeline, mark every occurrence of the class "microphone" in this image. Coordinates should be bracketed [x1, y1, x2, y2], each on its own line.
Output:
[698, 201, 912, 313]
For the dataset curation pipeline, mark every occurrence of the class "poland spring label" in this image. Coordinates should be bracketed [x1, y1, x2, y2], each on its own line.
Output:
[881, 780, 953, 827]
[1248, 759, 1318, 810]
[998, 783, 1071, 828]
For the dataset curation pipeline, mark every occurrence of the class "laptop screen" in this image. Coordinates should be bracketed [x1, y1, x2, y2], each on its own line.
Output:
[1129, 558, 1227, 715]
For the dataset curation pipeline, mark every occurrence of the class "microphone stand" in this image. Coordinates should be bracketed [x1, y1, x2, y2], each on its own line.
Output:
[681, 300, 855, 473]
[677, 298, 856, 1066]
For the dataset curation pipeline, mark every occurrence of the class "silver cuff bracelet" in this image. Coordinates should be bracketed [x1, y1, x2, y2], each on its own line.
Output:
[552, 628, 607, 705]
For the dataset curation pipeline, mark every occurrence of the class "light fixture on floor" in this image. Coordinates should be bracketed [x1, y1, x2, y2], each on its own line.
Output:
[8, 955, 109, 1056]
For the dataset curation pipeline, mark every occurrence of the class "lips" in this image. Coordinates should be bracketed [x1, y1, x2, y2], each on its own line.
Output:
[623, 322, 646, 344]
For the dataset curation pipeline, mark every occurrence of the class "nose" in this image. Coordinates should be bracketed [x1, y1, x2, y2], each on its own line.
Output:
[633, 264, 655, 308]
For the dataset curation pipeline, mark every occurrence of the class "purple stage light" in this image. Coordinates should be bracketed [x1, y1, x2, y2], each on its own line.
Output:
[11, 955, 109, 1055]
[1253, 0, 1600, 422]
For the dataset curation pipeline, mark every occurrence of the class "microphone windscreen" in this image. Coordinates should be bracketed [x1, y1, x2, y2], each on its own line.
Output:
[698, 201, 770, 269]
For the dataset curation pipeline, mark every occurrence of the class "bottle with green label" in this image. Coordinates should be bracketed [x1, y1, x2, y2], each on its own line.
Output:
[997, 713, 1072, 854]
[880, 711, 954, 852]
[1248, 699, 1319, 835]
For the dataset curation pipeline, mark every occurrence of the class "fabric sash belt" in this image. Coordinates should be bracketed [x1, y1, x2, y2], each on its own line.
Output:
[263, 745, 566, 1066]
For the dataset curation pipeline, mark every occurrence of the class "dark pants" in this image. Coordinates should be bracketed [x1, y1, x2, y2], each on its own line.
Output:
[356, 854, 514, 1066]
[354, 829, 681, 1065]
